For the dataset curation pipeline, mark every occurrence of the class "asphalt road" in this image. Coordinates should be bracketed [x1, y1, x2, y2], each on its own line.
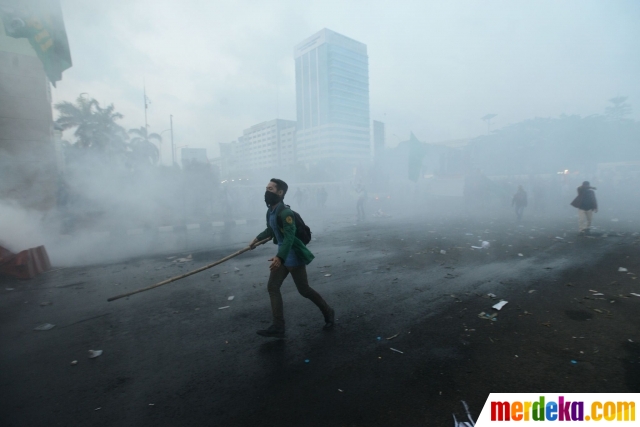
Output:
[1, 205, 639, 426]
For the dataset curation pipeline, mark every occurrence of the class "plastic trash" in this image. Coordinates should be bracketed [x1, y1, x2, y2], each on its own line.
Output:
[453, 400, 476, 427]
[481, 241, 490, 249]
[88, 350, 103, 358]
[487, 293, 497, 298]
[304, 359, 310, 363]
[390, 348, 404, 354]
[471, 246, 483, 249]
[571, 360, 577, 364]
[478, 311, 497, 321]
[227, 296, 235, 301]
[492, 300, 508, 310]
[218, 306, 230, 310]
[70, 360, 78, 365]
[630, 293, 640, 297]
[440, 250, 447, 254]
[518, 253, 524, 257]
[6, 287, 14, 291]
[324, 274, 332, 277]
[618, 267, 628, 272]
[34, 323, 55, 331]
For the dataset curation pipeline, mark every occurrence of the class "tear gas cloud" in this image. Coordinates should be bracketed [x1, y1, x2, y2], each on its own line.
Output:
[1, 0, 639, 266]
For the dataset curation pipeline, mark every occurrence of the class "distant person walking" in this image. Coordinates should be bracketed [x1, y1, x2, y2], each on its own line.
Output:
[249, 178, 334, 338]
[512, 185, 528, 222]
[570, 181, 598, 234]
[355, 183, 367, 222]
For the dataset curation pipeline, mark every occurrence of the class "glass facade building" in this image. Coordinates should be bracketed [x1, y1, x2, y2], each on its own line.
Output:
[294, 29, 371, 164]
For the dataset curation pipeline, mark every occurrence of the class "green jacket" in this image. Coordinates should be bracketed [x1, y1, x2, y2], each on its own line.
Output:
[256, 203, 314, 265]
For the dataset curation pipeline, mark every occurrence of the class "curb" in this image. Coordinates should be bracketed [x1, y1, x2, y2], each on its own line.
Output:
[87, 219, 260, 238]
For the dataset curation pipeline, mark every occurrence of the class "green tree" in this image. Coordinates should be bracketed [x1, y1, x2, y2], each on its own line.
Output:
[54, 95, 128, 155]
[128, 126, 161, 165]
[605, 96, 632, 121]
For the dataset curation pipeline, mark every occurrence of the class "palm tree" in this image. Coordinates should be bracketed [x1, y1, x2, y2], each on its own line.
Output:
[128, 126, 161, 165]
[54, 95, 128, 154]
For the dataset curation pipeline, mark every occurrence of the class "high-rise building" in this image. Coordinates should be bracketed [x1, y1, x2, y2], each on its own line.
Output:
[373, 120, 385, 158]
[294, 28, 370, 166]
[235, 119, 297, 171]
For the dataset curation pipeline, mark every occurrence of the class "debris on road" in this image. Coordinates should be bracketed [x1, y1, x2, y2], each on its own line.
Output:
[518, 253, 524, 257]
[385, 333, 399, 340]
[630, 293, 640, 297]
[440, 250, 447, 254]
[390, 348, 404, 354]
[487, 293, 497, 298]
[304, 359, 310, 363]
[88, 350, 103, 358]
[618, 267, 628, 272]
[324, 274, 332, 277]
[227, 296, 235, 301]
[218, 306, 230, 310]
[482, 241, 490, 249]
[478, 312, 497, 321]
[6, 287, 14, 291]
[34, 323, 55, 331]
[70, 360, 78, 365]
[492, 300, 508, 310]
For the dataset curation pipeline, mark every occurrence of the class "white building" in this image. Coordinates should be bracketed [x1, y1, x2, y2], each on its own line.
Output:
[235, 119, 297, 171]
[294, 28, 371, 166]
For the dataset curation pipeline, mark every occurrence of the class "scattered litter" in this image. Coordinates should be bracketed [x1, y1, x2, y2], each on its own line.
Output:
[6, 288, 14, 291]
[234, 267, 240, 272]
[571, 360, 577, 364]
[324, 274, 332, 277]
[492, 300, 508, 310]
[70, 360, 78, 365]
[386, 333, 399, 340]
[471, 246, 483, 249]
[376, 337, 381, 340]
[487, 293, 497, 298]
[478, 312, 497, 321]
[593, 293, 604, 296]
[555, 236, 564, 240]
[39, 301, 53, 306]
[95, 407, 101, 411]
[174, 257, 192, 263]
[227, 296, 235, 301]
[88, 350, 103, 359]
[518, 253, 524, 257]
[630, 293, 640, 297]
[440, 250, 447, 254]
[528, 290, 536, 294]
[481, 241, 490, 249]
[304, 359, 310, 363]
[618, 267, 628, 272]
[34, 323, 55, 331]
[452, 400, 476, 427]
[390, 348, 404, 354]
[338, 389, 344, 392]
[630, 339, 634, 343]
[218, 306, 230, 310]
[149, 404, 155, 406]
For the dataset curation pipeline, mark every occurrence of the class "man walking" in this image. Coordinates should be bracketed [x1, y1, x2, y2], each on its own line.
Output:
[512, 185, 528, 222]
[570, 181, 598, 234]
[250, 178, 334, 338]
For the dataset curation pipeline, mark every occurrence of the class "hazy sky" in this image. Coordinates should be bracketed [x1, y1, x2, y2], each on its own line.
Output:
[52, 0, 640, 163]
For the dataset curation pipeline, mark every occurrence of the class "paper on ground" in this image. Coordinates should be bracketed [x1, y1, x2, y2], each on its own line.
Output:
[492, 300, 508, 310]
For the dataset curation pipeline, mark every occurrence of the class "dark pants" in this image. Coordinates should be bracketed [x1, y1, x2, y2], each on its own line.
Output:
[515, 205, 525, 221]
[267, 264, 331, 328]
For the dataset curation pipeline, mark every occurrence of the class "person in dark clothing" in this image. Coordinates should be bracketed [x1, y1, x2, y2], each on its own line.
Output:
[570, 181, 598, 234]
[512, 185, 528, 222]
[249, 178, 334, 338]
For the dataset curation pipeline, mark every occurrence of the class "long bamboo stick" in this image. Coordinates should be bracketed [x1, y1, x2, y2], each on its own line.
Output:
[107, 238, 271, 302]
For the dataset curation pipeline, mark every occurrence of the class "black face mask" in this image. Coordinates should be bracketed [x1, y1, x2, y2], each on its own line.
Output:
[264, 191, 282, 207]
